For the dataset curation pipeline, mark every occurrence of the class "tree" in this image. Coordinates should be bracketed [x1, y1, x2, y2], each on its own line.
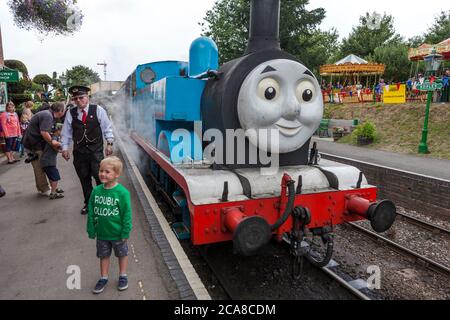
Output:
[4, 59, 32, 104]
[7, 0, 83, 36]
[369, 43, 412, 82]
[297, 29, 339, 75]
[33, 74, 53, 92]
[4, 59, 29, 78]
[406, 35, 425, 48]
[200, 0, 250, 64]
[423, 10, 450, 44]
[200, 0, 338, 72]
[66, 65, 101, 86]
[339, 12, 402, 59]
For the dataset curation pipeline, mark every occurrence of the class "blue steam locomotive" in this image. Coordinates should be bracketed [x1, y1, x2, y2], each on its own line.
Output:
[116, 0, 396, 267]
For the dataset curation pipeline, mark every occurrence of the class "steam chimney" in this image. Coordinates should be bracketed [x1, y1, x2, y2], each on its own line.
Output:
[245, 0, 281, 55]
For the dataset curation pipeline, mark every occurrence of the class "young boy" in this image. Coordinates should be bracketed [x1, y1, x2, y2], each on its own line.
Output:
[87, 156, 132, 294]
[40, 123, 64, 200]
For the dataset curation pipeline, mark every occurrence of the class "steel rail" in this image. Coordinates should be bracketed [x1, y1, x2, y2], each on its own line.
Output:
[346, 222, 450, 278]
[321, 265, 371, 300]
[396, 212, 450, 236]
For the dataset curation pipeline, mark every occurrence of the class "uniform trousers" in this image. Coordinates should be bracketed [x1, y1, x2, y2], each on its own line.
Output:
[73, 149, 104, 206]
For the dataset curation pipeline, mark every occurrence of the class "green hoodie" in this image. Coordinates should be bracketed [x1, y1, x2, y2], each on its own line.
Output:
[87, 183, 132, 240]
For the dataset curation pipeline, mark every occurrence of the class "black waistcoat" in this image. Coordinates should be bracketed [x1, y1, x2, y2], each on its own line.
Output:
[71, 105, 103, 153]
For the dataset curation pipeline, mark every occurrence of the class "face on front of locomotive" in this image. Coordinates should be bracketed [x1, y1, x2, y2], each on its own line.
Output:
[237, 59, 323, 154]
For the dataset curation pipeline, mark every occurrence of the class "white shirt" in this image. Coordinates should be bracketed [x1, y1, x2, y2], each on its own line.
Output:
[61, 104, 114, 151]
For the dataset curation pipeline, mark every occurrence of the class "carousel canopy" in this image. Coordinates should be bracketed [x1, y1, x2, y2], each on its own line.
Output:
[320, 54, 385, 76]
[408, 38, 450, 61]
[335, 54, 368, 65]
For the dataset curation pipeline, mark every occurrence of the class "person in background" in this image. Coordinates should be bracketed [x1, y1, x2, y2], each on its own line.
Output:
[356, 82, 363, 102]
[37, 99, 51, 112]
[19, 101, 34, 157]
[22, 101, 34, 121]
[61, 85, 114, 215]
[22, 102, 66, 196]
[0, 102, 22, 164]
[441, 69, 449, 103]
[40, 122, 64, 200]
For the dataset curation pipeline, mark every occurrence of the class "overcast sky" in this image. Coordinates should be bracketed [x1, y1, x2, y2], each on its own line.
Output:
[0, 0, 447, 81]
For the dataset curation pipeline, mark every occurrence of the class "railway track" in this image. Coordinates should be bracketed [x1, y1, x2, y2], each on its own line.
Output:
[198, 240, 371, 300]
[396, 212, 450, 236]
[346, 222, 450, 278]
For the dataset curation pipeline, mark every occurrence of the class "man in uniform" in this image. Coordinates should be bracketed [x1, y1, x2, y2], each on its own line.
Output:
[61, 85, 114, 215]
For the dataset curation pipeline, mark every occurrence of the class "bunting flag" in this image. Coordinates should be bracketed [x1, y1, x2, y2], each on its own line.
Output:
[443, 77, 449, 87]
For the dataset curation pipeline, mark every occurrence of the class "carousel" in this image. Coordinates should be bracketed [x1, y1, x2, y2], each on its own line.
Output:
[408, 38, 450, 62]
[320, 54, 385, 103]
[408, 38, 450, 102]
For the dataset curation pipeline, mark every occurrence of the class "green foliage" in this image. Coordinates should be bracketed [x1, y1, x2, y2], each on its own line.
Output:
[7, 78, 32, 95]
[4, 59, 29, 77]
[9, 93, 33, 105]
[200, 0, 338, 72]
[423, 10, 450, 44]
[407, 35, 425, 48]
[352, 121, 377, 140]
[33, 74, 52, 85]
[30, 82, 44, 92]
[370, 43, 412, 82]
[66, 65, 101, 86]
[32, 74, 53, 93]
[7, 0, 83, 36]
[339, 12, 402, 59]
[200, 0, 249, 64]
[297, 28, 339, 75]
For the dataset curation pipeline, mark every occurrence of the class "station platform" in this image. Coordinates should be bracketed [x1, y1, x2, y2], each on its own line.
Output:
[0, 146, 208, 300]
[312, 137, 450, 181]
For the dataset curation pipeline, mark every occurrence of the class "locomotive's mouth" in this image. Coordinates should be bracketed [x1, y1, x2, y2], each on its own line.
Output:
[275, 119, 302, 137]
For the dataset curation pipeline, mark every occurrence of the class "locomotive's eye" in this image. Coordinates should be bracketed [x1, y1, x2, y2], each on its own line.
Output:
[258, 78, 280, 102]
[296, 80, 316, 103]
[303, 89, 313, 102]
[265, 87, 277, 100]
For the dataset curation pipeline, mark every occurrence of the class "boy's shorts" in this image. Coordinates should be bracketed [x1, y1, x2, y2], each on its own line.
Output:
[96, 239, 128, 258]
[43, 166, 61, 182]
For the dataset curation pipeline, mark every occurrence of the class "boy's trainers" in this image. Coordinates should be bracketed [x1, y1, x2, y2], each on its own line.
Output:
[92, 278, 108, 294]
[49, 192, 64, 200]
[55, 188, 64, 193]
[118, 276, 128, 291]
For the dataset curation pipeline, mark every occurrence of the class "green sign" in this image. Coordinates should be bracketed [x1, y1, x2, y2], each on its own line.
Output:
[417, 81, 443, 91]
[0, 70, 19, 83]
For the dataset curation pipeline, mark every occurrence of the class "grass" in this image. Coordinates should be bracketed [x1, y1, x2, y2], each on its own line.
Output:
[325, 102, 450, 160]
